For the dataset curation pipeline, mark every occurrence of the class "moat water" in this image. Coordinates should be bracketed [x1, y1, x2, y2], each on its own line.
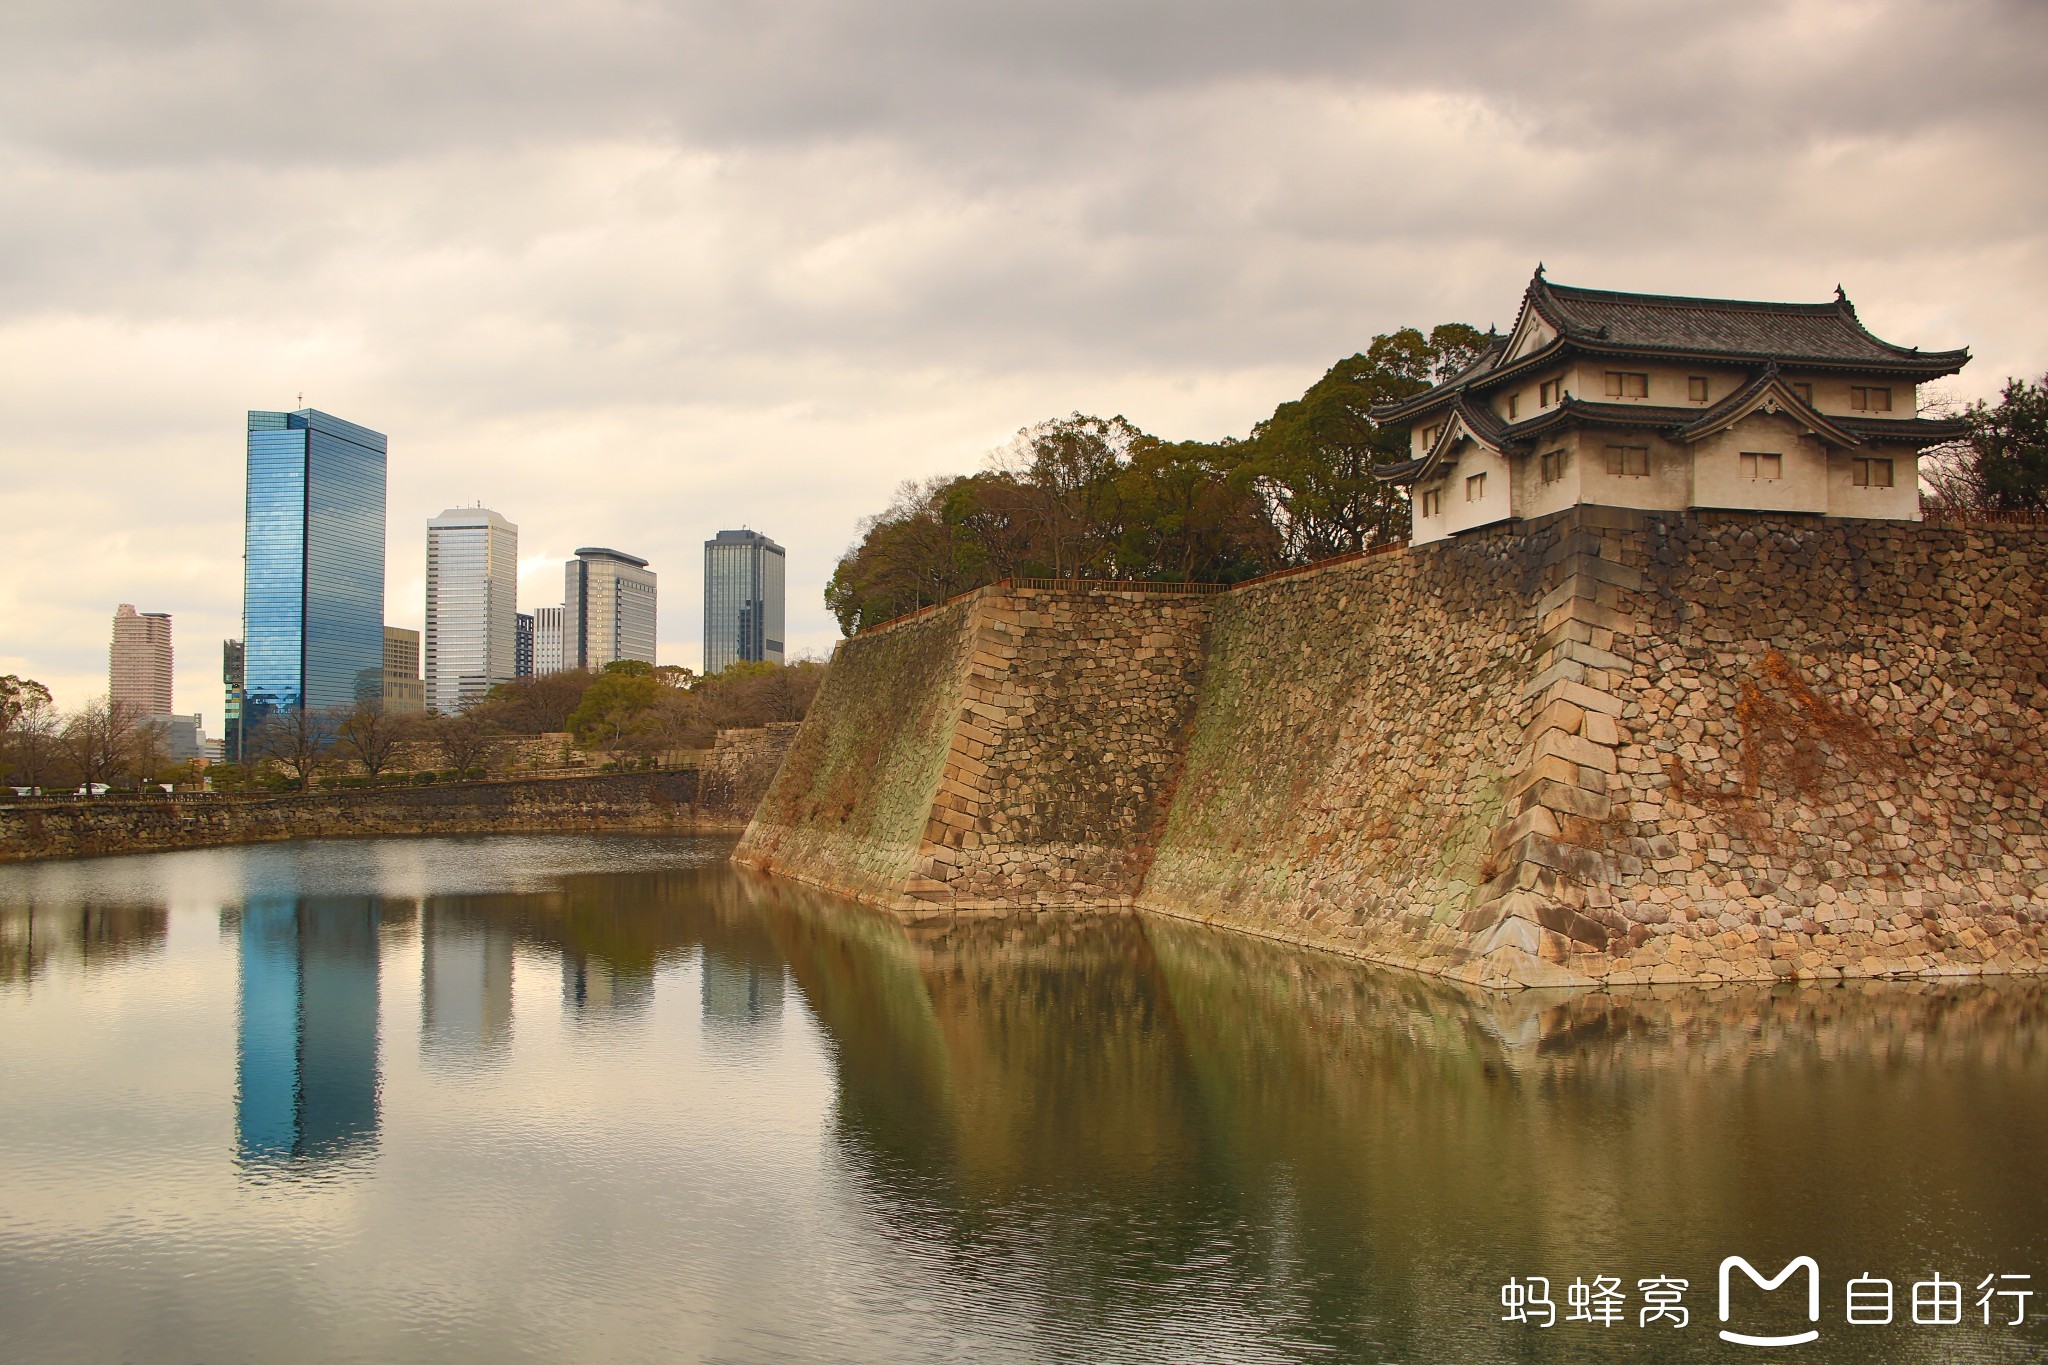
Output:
[2, 834, 2045, 1363]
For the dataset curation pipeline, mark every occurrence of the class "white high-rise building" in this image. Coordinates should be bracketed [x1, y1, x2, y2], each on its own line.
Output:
[533, 606, 565, 675]
[563, 548, 656, 671]
[110, 604, 173, 716]
[425, 507, 519, 713]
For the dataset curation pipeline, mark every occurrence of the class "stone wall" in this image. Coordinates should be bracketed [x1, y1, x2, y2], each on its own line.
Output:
[0, 768, 750, 864]
[735, 586, 1211, 909]
[1138, 533, 1543, 979]
[744, 510, 2048, 988]
[736, 597, 981, 901]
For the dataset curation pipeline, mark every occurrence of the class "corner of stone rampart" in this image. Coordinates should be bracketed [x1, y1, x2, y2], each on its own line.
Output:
[1462, 508, 1646, 984]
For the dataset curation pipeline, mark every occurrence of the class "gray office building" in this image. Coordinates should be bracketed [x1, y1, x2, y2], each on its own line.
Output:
[702, 530, 785, 675]
[563, 548, 657, 671]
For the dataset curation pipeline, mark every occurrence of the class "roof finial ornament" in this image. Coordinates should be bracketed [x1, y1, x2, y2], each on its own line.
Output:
[1535, 262, 1546, 280]
[1834, 283, 1847, 303]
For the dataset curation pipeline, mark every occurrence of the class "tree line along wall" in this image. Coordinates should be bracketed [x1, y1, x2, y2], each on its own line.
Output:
[740, 509, 2048, 988]
[0, 730, 802, 863]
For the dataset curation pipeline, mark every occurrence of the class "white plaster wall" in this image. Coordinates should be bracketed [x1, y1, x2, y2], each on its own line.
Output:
[1583, 433, 1692, 511]
[1827, 448, 1921, 520]
[1691, 415, 1829, 514]
[1441, 443, 1514, 537]
[1786, 374, 1921, 419]
[1514, 431, 1587, 522]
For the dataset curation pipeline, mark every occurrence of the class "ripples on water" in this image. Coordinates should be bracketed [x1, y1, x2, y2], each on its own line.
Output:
[1, 834, 2045, 1363]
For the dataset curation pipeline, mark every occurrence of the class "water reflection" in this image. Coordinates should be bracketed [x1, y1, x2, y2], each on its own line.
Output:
[0, 902, 166, 984]
[2, 837, 2043, 1363]
[739, 875, 2048, 1361]
[235, 896, 382, 1166]
[420, 905, 514, 1064]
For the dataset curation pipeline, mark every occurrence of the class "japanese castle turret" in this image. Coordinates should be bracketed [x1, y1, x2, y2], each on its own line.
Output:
[1372, 269, 1970, 544]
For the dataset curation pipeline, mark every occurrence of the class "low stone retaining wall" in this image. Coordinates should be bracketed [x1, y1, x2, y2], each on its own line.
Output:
[0, 767, 759, 864]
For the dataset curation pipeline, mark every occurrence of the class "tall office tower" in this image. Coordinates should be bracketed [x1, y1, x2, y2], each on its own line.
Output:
[424, 507, 518, 713]
[702, 530, 785, 675]
[243, 408, 387, 721]
[381, 627, 424, 714]
[222, 639, 245, 763]
[533, 606, 564, 675]
[110, 604, 173, 715]
[562, 548, 657, 671]
[514, 613, 534, 678]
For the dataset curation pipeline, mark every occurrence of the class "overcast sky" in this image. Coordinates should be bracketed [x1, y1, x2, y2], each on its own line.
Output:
[4, 0, 2044, 719]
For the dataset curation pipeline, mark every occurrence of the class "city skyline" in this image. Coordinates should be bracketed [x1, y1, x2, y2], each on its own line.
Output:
[5, 1, 2046, 713]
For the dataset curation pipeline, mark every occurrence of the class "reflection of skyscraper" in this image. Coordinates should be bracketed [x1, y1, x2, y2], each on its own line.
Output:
[701, 947, 785, 1027]
[421, 907, 514, 1063]
[236, 896, 381, 1164]
[560, 950, 652, 1020]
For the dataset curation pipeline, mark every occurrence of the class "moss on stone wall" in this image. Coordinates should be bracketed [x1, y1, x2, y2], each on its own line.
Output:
[737, 512, 2048, 989]
[736, 596, 979, 898]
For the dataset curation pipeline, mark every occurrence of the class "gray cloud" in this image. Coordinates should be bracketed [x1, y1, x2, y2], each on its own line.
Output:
[0, 0, 2042, 715]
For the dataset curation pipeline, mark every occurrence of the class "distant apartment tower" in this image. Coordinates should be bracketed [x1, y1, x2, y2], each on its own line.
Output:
[382, 627, 424, 714]
[532, 606, 564, 675]
[424, 507, 518, 713]
[702, 530, 785, 674]
[515, 613, 534, 678]
[110, 604, 173, 716]
[222, 639, 245, 762]
[243, 409, 387, 720]
[563, 548, 656, 670]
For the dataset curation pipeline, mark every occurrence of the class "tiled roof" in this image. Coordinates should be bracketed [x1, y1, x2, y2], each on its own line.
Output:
[1533, 278, 1968, 368]
[1373, 271, 1969, 424]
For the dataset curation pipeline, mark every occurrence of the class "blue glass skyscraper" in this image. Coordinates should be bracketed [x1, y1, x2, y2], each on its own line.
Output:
[243, 409, 387, 718]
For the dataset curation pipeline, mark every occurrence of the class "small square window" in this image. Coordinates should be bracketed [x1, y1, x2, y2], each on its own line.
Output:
[1739, 451, 1783, 480]
[1852, 457, 1895, 488]
[1540, 449, 1566, 483]
[1540, 379, 1563, 407]
[1605, 371, 1649, 399]
[1466, 472, 1487, 501]
[1791, 382, 1813, 404]
[1850, 386, 1893, 412]
[1421, 424, 1442, 449]
[1605, 445, 1649, 477]
[1507, 393, 1520, 420]
[1420, 487, 1442, 517]
[1688, 376, 1709, 403]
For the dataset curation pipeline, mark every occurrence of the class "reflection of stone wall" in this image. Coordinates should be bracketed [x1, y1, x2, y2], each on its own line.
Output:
[0, 771, 745, 864]
[745, 510, 2048, 988]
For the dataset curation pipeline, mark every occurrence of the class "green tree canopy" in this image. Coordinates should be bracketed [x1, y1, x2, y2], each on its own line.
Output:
[824, 323, 1485, 635]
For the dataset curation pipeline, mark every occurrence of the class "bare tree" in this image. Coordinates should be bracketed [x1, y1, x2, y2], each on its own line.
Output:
[254, 705, 339, 792]
[432, 706, 505, 778]
[334, 700, 410, 777]
[125, 715, 170, 790]
[4, 691, 63, 791]
[60, 697, 139, 793]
